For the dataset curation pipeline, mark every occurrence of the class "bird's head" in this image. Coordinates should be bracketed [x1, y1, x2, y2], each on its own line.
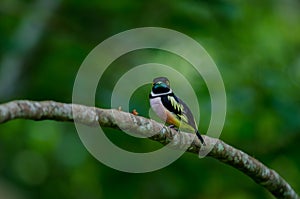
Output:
[152, 77, 171, 94]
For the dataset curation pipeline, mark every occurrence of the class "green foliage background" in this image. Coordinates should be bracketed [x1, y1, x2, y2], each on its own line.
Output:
[0, 0, 300, 198]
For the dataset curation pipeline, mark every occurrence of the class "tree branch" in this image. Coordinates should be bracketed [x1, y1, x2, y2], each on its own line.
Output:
[0, 100, 298, 199]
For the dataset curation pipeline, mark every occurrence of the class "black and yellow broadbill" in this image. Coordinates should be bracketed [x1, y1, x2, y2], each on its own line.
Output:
[149, 77, 205, 144]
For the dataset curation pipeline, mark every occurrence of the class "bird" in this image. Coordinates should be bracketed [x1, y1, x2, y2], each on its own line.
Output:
[149, 77, 205, 144]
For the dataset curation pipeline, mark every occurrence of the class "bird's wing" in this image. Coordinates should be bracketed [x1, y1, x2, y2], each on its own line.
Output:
[176, 97, 198, 130]
[161, 94, 182, 114]
[161, 94, 197, 129]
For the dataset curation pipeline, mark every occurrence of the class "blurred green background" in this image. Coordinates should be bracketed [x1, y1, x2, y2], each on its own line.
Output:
[1, 0, 300, 198]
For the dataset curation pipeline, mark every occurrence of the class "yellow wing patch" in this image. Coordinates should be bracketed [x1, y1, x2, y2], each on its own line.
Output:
[167, 96, 183, 112]
[178, 114, 189, 123]
[167, 96, 189, 123]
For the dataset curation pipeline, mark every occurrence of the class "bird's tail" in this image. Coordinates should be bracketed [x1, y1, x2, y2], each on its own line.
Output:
[196, 130, 205, 146]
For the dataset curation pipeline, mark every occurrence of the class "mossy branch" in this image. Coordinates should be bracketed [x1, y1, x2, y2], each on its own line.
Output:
[0, 100, 298, 199]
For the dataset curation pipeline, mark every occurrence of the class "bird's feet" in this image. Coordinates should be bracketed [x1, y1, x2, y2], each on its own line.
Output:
[168, 125, 180, 132]
[168, 124, 175, 129]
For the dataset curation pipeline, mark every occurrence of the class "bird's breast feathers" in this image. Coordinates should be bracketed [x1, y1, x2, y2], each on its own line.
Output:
[150, 97, 168, 122]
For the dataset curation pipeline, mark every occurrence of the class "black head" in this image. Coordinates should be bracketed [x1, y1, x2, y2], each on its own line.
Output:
[152, 77, 171, 94]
